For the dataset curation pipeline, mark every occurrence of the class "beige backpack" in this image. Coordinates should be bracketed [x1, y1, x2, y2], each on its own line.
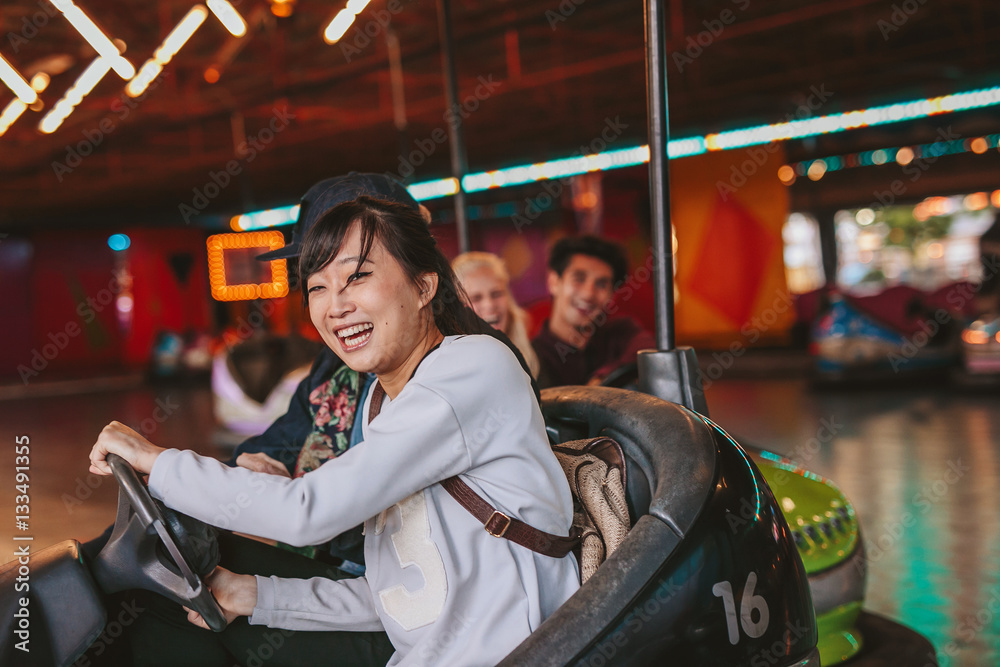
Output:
[552, 437, 631, 582]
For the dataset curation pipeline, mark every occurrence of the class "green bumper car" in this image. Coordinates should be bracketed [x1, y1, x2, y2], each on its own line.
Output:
[752, 450, 865, 665]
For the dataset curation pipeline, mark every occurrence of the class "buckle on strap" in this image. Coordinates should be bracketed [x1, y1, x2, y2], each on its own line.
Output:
[485, 511, 512, 538]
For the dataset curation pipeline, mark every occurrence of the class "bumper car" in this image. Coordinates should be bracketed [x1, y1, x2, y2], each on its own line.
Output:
[752, 451, 865, 665]
[150, 330, 214, 380]
[603, 363, 866, 664]
[954, 315, 1000, 387]
[211, 333, 323, 447]
[811, 291, 959, 383]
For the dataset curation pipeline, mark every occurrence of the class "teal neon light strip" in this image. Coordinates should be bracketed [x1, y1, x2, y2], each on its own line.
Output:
[234, 204, 300, 230]
[792, 133, 1000, 177]
[406, 85, 1000, 201]
[236, 85, 1000, 226]
[462, 145, 658, 193]
[706, 86, 1000, 151]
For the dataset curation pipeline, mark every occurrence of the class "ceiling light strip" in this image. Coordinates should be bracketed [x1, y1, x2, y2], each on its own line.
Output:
[126, 5, 209, 98]
[323, 0, 372, 44]
[48, 0, 134, 79]
[231, 204, 300, 231]
[207, 0, 247, 37]
[0, 99, 27, 136]
[0, 55, 37, 104]
[705, 86, 1000, 151]
[38, 58, 112, 134]
[0, 73, 50, 137]
[410, 85, 1000, 200]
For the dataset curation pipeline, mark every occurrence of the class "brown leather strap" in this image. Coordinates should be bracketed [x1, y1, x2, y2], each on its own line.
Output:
[368, 380, 578, 559]
[368, 381, 386, 422]
[440, 477, 579, 558]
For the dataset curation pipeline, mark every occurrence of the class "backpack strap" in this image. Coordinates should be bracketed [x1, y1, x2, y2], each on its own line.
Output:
[439, 477, 579, 558]
[368, 381, 579, 559]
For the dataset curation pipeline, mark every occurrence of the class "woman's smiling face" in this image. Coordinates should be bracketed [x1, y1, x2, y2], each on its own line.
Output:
[307, 222, 433, 376]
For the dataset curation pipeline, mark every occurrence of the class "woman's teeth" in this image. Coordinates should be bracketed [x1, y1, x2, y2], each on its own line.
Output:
[338, 323, 373, 338]
[337, 323, 373, 347]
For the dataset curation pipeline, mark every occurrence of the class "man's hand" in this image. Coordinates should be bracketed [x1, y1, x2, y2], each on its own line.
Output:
[236, 452, 291, 478]
[184, 566, 258, 630]
[89, 421, 165, 476]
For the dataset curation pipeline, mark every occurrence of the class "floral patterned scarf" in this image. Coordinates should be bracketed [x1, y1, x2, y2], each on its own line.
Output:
[279, 363, 364, 558]
[294, 363, 364, 476]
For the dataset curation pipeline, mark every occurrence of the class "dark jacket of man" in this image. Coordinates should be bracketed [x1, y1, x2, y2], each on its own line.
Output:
[532, 317, 655, 388]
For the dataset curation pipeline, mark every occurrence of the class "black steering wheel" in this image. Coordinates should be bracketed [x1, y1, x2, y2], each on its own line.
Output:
[599, 361, 639, 389]
[90, 454, 228, 632]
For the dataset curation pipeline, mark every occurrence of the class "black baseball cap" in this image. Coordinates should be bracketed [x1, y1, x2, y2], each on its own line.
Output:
[257, 172, 420, 261]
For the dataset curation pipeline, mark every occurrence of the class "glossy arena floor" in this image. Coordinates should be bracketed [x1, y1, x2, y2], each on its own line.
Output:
[1, 376, 998, 666]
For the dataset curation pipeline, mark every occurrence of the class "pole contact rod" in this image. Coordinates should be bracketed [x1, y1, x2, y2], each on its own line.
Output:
[644, 0, 676, 351]
[436, 0, 470, 253]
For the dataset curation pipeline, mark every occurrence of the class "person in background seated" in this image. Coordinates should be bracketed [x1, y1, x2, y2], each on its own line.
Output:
[453, 251, 540, 378]
[532, 235, 655, 388]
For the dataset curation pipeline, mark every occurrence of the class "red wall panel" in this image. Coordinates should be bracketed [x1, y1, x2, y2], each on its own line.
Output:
[123, 228, 211, 367]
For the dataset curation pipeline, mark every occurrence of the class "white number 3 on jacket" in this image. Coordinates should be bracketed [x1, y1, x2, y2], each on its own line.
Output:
[379, 491, 449, 631]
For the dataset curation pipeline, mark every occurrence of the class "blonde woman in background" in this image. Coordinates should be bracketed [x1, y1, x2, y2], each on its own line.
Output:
[453, 251, 541, 378]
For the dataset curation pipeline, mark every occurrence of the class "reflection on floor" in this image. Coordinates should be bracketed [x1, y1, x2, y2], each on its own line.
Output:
[1, 378, 997, 666]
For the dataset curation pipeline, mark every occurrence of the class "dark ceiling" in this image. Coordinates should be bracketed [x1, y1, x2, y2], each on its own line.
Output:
[1, 0, 998, 228]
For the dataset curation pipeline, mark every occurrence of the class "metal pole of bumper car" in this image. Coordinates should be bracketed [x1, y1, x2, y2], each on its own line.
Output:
[636, 0, 709, 415]
[436, 0, 471, 253]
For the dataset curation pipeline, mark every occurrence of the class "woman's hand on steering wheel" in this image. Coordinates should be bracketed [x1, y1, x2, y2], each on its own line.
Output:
[184, 566, 258, 630]
[236, 452, 292, 478]
[89, 421, 166, 476]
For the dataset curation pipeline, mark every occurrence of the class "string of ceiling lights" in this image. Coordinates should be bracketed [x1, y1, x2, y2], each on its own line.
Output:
[0, 0, 364, 138]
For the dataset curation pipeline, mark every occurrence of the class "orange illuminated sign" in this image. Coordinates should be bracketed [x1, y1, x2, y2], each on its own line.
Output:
[207, 231, 289, 301]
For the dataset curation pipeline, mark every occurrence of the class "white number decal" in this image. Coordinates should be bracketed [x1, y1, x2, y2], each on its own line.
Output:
[711, 580, 739, 645]
[378, 492, 448, 631]
[739, 572, 770, 638]
[711, 572, 770, 645]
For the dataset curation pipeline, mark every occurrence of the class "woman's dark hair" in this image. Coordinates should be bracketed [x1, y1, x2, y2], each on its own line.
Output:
[299, 195, 480, 336]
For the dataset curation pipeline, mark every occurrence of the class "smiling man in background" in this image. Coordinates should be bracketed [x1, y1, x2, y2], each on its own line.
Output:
[532, 235, 654, 388]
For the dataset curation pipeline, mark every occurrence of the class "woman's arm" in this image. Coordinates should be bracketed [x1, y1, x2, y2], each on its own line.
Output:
[250, 575, 384, 631]
[89, 421, 165, 475]
[184, 567, 258, 630]
[184, 567, 384, 633]
[91, 382, 470, 546]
